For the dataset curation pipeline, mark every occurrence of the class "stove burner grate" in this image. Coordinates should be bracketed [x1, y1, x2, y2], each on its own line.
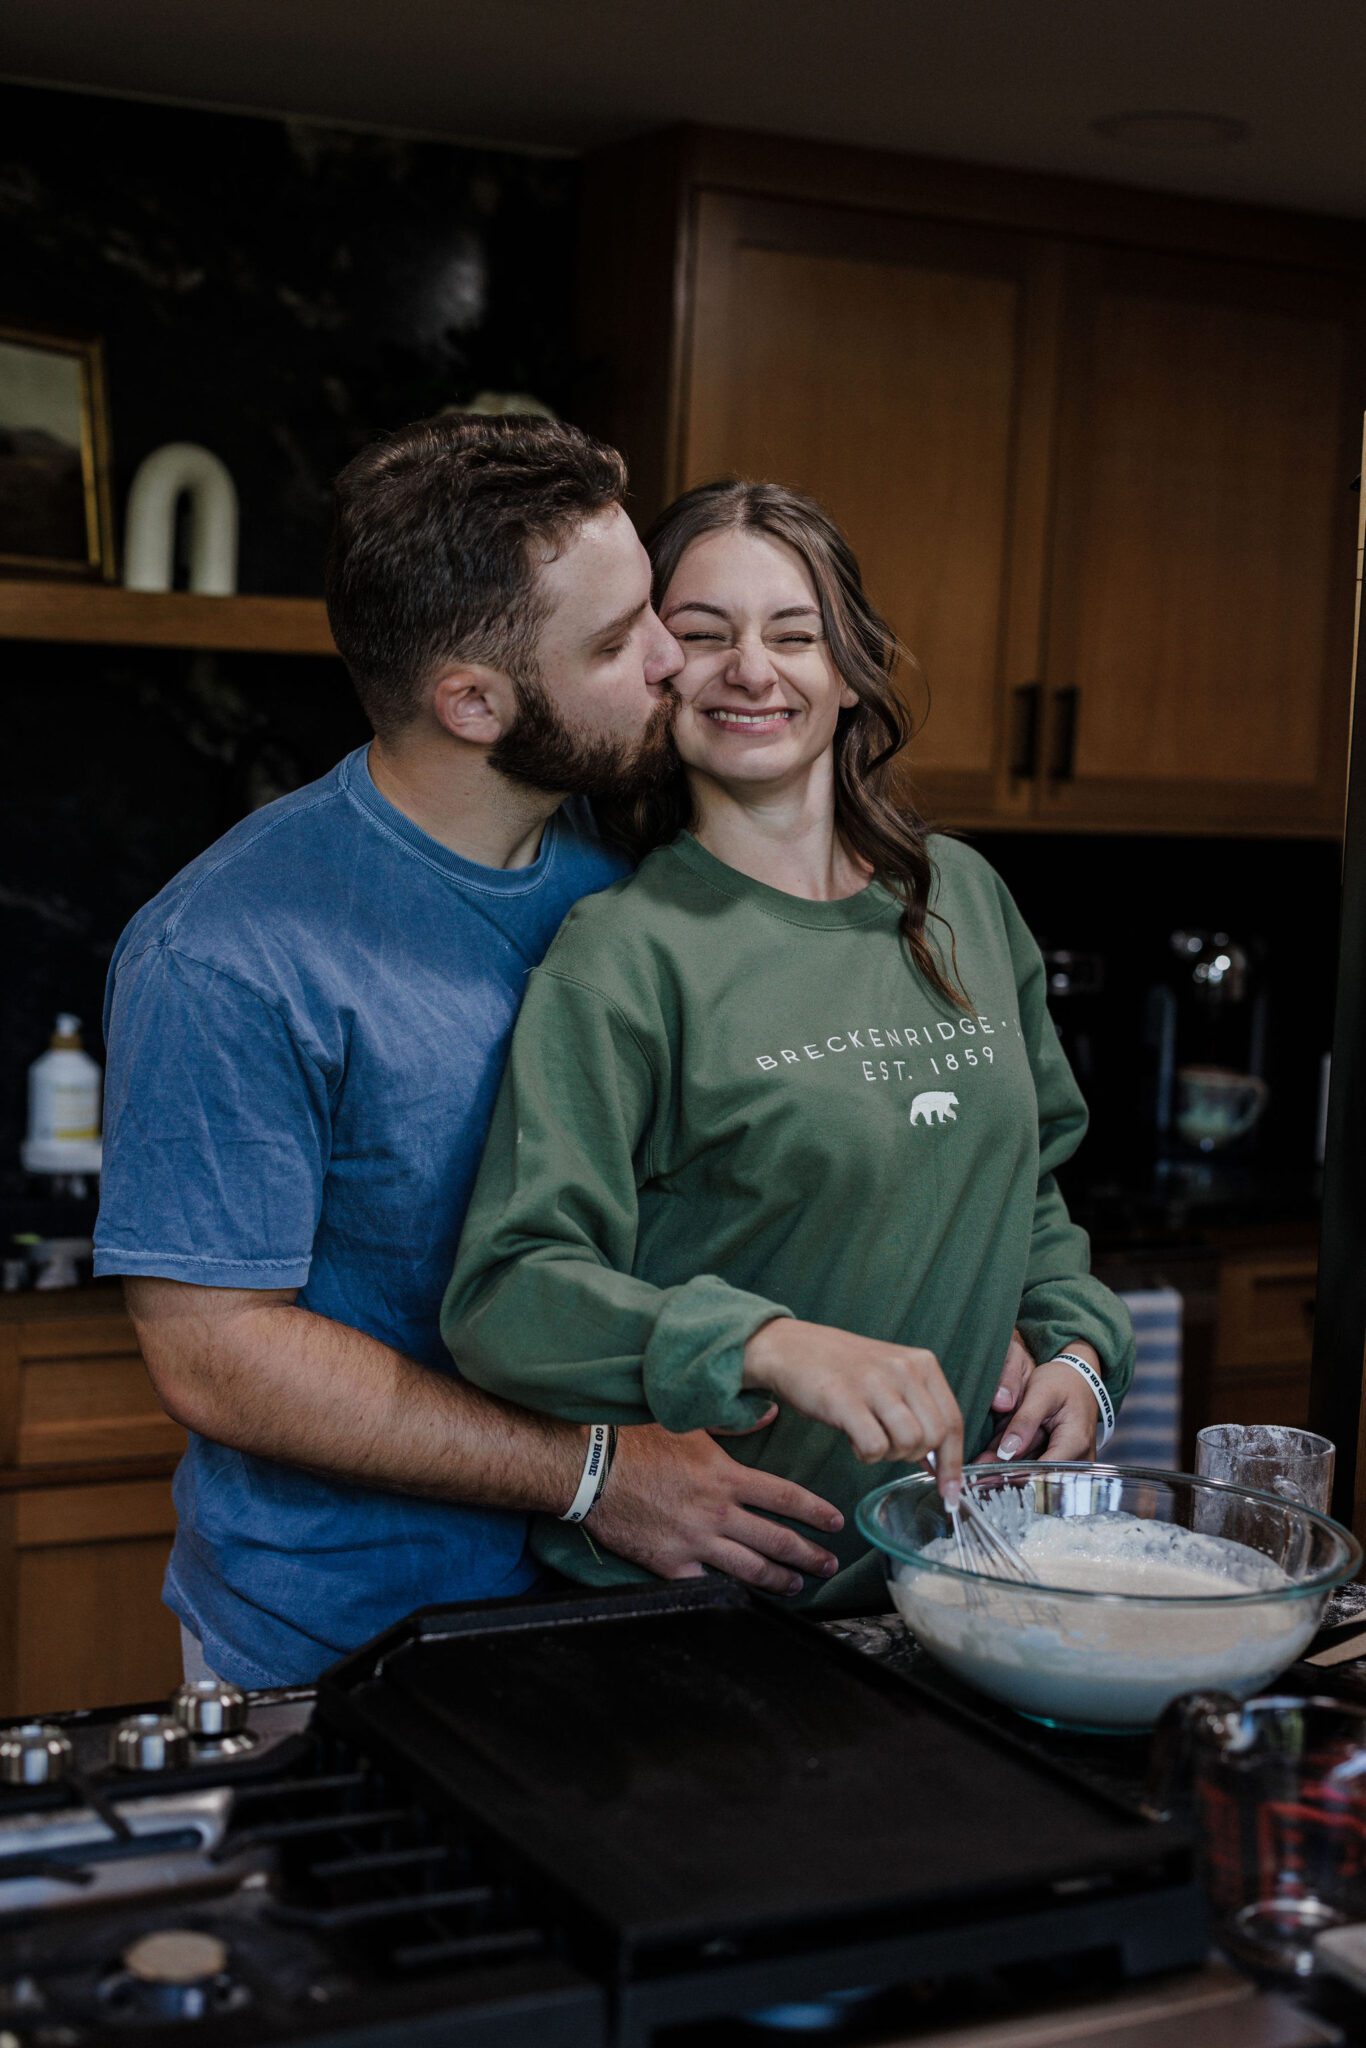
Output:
[0, 1725, 582, 2041]
[216, 1735, 551, 1980]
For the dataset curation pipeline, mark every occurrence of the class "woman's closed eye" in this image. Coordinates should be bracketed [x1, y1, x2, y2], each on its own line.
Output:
[678, 631, 820, 648]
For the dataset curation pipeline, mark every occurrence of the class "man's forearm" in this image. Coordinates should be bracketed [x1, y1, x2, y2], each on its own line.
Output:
[128, 1283, 587, 1515]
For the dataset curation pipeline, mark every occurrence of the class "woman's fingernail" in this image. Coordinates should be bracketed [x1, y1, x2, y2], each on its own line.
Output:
[992, 1385, 1012, 1410]
[822, 1556, 839, 1576]
[827, 1512, 845, 1532]
[943, 1480, 962, 1511]
[999, 1435, 1022, 1461]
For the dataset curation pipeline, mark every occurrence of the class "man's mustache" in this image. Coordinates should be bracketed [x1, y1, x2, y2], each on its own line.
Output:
[647, 688, 682, 747]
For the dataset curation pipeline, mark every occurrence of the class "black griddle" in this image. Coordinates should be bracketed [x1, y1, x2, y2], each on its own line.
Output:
[319, 1581, 1207, 2042]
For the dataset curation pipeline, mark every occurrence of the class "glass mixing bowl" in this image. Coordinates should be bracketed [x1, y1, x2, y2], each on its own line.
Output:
[856, 1464, 1362, 1734]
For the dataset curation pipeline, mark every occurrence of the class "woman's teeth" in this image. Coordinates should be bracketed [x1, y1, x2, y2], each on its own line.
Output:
[705, 708, 794, 727]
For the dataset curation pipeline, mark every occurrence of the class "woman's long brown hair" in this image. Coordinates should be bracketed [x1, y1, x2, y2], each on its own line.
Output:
[604, 478, 969, 1011]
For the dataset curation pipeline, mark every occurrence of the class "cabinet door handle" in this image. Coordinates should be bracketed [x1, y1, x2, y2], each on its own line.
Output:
[1010, 683, 1042, 779]
[1050, 686, 1080, 781]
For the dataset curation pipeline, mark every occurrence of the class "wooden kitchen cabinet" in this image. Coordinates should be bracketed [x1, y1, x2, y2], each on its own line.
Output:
[0, 1288, 183, 1715]
[578, 127, 1365, 836]
[4, 1476, 181, 1719]
[1208, 1249, 1318, 1432]
[1040, 248, 1358, 833]
[1092, 1234, 1319, 1466]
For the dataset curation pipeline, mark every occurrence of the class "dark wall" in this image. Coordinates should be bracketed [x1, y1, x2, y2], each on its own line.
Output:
[1, 80, 577, 1195]
[3, 646, 369, 1174]
[0, 80, 578, 594]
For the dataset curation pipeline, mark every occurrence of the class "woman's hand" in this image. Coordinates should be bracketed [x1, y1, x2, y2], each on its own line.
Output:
[980, 1341, 1103, 1463]
[990, 1327, 1035, 1421]
[743, 1318, 964, 1502]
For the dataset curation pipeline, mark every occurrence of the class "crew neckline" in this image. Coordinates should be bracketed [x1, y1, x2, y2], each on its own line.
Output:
[341, 746, 560, 896]
[666, 832, 897, 929]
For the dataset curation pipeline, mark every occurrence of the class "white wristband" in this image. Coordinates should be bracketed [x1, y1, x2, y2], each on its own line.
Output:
[1052, 1351, 1115, 1449]
[560, 1423, 614, 1523]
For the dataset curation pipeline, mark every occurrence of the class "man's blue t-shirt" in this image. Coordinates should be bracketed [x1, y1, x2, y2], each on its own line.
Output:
[94, 746, 628, 1687]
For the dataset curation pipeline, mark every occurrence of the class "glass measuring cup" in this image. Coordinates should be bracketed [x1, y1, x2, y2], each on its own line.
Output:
[1146, 1690, 1366, 1978]
[1196, 1426, 1335, 1515]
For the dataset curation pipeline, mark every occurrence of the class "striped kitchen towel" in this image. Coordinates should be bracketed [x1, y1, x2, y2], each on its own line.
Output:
[1108, 1287, 1182, 1470]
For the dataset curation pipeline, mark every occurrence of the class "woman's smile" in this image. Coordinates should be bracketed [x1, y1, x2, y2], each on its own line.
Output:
[704, 704, 797, 732]
[660, 526, 856, 792]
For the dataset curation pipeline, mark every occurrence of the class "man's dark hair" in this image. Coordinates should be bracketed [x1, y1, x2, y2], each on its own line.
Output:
[325, 412, 629, 738]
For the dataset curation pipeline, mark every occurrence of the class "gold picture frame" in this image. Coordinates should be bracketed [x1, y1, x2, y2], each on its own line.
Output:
[0, 321, 115, 580]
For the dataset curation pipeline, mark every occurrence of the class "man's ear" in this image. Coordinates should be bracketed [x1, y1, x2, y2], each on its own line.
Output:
[431, 665, 516, 747]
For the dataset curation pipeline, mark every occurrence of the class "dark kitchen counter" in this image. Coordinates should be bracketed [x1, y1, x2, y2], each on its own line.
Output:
[828, 1590, 1366, 1826]
[1065, 1158, 1322, 1258]
[820, 1606, 1363, 2043]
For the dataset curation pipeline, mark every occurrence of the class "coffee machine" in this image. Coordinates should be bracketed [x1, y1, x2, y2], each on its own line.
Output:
[1148, 930, 1269, 1158]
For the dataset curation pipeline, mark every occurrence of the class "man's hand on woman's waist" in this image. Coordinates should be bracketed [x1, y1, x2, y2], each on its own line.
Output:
[588, 1423, 843, 1598]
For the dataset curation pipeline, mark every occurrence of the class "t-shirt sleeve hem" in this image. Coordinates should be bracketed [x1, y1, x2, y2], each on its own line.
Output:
[93, 1248, 313, 1288]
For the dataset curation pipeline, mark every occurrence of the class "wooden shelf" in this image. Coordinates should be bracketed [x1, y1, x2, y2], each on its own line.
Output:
[0, 579, 336, 655]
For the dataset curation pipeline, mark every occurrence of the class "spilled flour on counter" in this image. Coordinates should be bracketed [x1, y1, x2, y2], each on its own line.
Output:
[896, 1511, 1318, 1728]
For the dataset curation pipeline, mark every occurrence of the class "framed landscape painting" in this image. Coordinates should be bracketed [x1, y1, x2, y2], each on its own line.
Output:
[0, 322, 115, 579]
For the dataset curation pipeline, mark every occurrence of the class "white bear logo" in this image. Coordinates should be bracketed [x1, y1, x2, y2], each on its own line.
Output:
[909, 1091, 959, 1126]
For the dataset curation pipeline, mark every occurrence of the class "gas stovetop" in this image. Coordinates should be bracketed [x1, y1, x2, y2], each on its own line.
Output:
[0, 1582, 1210, 2048]
[0, 1682, 599, 2047]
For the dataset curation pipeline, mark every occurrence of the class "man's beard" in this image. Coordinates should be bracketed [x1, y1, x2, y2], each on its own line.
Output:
[489, 667, 678, 803]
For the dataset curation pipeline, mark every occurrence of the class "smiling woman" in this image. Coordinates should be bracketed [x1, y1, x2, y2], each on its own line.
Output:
[664, 533, 857, 780]
[440, 475, 1136, 1615]
[612, 479, 971, 1010]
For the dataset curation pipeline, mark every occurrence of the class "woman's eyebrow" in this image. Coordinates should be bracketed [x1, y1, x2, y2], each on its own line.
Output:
[663, 600, 820, 622]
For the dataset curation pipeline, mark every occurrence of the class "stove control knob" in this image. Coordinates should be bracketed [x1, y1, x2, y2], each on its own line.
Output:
[172, 1679, 248, 1740]
[111, 1713, 191, 1773]
[0, 1721, 73, 1787]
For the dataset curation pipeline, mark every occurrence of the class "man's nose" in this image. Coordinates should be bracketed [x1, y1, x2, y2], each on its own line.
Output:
[644, 614, 684, 688]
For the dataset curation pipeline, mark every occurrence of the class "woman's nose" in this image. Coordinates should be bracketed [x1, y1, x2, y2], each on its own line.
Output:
[725, 637, 778, 691]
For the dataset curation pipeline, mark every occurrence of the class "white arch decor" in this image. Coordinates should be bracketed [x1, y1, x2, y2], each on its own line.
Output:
[123, 442, 239, 594]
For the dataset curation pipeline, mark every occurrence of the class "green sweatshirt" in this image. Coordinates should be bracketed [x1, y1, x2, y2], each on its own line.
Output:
[442, 833, 1134, 1612]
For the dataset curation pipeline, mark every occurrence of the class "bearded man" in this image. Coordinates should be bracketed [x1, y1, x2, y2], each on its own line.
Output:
[94, 414, 843, 1688]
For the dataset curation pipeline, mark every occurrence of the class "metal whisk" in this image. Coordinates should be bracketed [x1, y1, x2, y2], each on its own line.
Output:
[947, 1487, 1042, 1586]
[926, 1454, 1042, 1587]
